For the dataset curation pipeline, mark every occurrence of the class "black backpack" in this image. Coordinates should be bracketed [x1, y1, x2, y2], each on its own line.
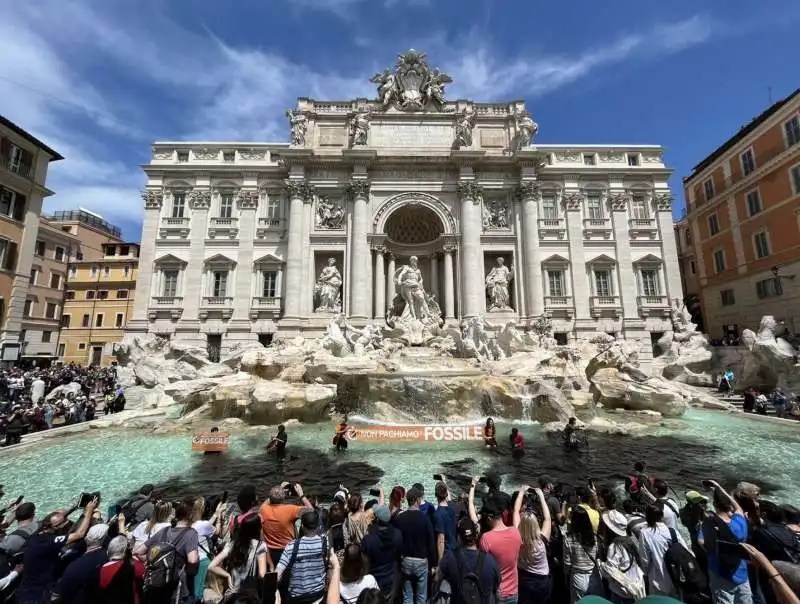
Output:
[143, 527, 189, 593]
[664, 528, 710, 604]
[455, 549, 489, 604]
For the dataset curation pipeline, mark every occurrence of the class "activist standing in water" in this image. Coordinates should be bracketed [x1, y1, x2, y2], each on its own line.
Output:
[484, 417, 498, 449]
[266, 424, 288, 459]
[333, 415, 350, 452]
[510, 427, 525, 459]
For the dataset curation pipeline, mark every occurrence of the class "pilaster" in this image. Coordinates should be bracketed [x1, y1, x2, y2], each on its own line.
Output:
[281, 178, 314, 321]
[374, 247, 386, 320]
[655, 191, 684, 304]
[443, 245, 456, 321]
[608, 190, 639, 319]
[232, 189, 258, 324]
[348, 179, 372, 320]
[129, 189, 163, 332]
[177, 188, 210, 332]
[457, 174, 485, 319]
[518, 181, 543, 318]
[564, 190, 591, 325]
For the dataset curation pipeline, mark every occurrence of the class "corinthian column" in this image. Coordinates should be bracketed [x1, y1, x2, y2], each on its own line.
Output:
[348, 179, 371, 319]
[443, 246, 456, 321]
[283, 179, 314, 319]
[386, 254, 396, 308]
[519, 181, 544, 318]
[457, 181, 485, 318]
[374, 248, 386, 320]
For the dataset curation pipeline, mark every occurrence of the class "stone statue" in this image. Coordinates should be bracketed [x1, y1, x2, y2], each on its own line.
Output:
[314, 195, 344, 229]
[514, 109, 539, 150]
[286, 109, 308, 146]
[482, 200, 510, 229]
[454, 109, 476, 148]
[343, 320, 384, 356]
[348, 107, 371, 147]
[314, 258, 343, 312]
[461, 316, 494, 363]
[371, 50, 454, 111]
[370, 68, 398, 108]
[670, 299, 695, 334]
[394, 256, 430, 321]
[485, 257, 514, 311]
[425, 68, 453, 108]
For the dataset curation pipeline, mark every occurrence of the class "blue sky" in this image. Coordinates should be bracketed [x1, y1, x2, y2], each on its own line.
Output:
[1, 0, 799, 241]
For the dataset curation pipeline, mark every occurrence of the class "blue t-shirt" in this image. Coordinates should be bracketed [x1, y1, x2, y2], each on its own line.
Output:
[433, 504, 457, 554]
[699, 512, 749, 584]
[440, 547, 500, 601]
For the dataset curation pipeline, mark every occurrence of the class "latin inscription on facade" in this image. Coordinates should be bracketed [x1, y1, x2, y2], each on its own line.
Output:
[371, 123, 452, 148]
[480, 130, 506, 148]
[318, 126, 346, 147]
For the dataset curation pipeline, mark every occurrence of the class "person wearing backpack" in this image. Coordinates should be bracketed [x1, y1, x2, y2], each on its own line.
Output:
[698, 480, 754, 604]
[135, 497, 200, 604]
[436, 517, 500, 604]
[599, 510, 646, 603]
[637, 502, 690, 599]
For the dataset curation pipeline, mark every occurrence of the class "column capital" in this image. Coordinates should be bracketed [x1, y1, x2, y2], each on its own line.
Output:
[607, 191, 629, 212]
[563, 191, 583, 211]
[457, 180, 483, 203]
[236, 189, 259, 209]
[516, 181, 540, 202]
[189, 188, 211, 210]
[347, 179, 371, 199]
[442, 244, 457, 254]
[141, 188, 163, 210]
[284, 179, 315, 202]
[654, 192, 673, 212]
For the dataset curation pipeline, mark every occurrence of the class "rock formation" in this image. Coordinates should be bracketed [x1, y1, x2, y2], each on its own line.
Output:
[737, 316, 800, 390]
[652, 301, 714, 386]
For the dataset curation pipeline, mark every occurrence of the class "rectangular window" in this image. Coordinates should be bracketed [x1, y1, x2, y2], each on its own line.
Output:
[35, 240, 45, 256]
[548, 270, 565, 297]
[69, 265, 77, 277]
[631, 194, 648, 219]
[785, 116, 800, 147]
[57, 343, 66, 357]
[172, 192, 186, 218]
[6, 143, 33, 176]
[23, 299, 32, 317]
[61, 314, 71, 327]
[791, 165, 800, 195]
[0, 186, 25, 220]
[740, 149, 756, 176]
[754, 231, 771, 258]
[223, 151, 235, 163]
[86, 290, 96, 300]
[583, 154, 596, 166]
[640, 269, 659, 296]
[42, 331, 52, 343]
[720, 289, 736, 306]
[262, 271, 277, 298]
[541, 195, 558, 219]
[219, 194, 234, 218]
[97, 290, 109, 300]
[116, 290, 128, 299]
[19, 329, 25, 344]
[115, 313, 124, 328]
[594, 270, 612, 297]
[124, 265, 131, 277]
[162, 270, 179, 297]
[54, 246, 65, 261]
[690, 261, 696, 274]
[95, 313, 104, 327]
[91, 265, 98, 277]
[685, 229, 691, 245]
[746, 190, 762, 216]
[627, 153, 640, 167]
[45, 302, 57, 319]
[713, 249, 726, 273]
[119, 245, 130, 256]
[49, 273, 61, 289]
[177, 151, 189, 163]
[708, 214, 720, 235]
[78, 343, 86, 350]
[0, 238, 15, 271]
[586, 194, 603, 219]
[212, 271, 228, 298]
[30, 268, 37, 285]
[82, 314, 90, 327]
[64, 290, 75, 300]
[103, 266, 110, 277]
[756, 278, 783, 299]
[704, 178, 715, 200]
[266, 197, 281, 219]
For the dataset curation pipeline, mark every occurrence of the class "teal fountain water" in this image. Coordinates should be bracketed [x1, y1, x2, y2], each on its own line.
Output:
[1, 409, 797, 514]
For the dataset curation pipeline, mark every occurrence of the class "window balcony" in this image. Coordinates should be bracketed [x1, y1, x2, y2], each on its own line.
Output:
[159, 217, 190, 240]
[148, 297, 183, 321]
[152, 296, 183, 305]
[202, 296, 233, 305]
[199, 296, 233, 320]
[590, 295, 622, 318]
[583, 218, 612, 239]
[1, 155, 34, 180]
[256, 217, 286, 239]
[208, 216, 239, 239]
[628, 218, 659, 239]
[538, 218, 566, 240]
[637, 295, 670, 317]
[250, 296, 282, 319]
[544, 295, 574, 318]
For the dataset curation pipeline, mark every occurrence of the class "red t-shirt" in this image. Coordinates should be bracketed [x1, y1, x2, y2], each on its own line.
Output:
[512, 433, 524, 449]
[480, 526, 522, 597]
[99, 559, 145, 604]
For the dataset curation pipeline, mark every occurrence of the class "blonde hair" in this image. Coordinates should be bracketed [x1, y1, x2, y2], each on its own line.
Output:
[146, 501, 173, 535]
[518, 513, 543, 567]
[192, 497, 205, 523]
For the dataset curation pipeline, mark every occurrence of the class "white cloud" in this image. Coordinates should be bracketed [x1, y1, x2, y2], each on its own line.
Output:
[0, 1, 718, 239]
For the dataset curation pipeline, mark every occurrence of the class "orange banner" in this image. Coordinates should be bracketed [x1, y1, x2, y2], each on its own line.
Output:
[192, 432, 230, 452]
[346, 424, 484, 443]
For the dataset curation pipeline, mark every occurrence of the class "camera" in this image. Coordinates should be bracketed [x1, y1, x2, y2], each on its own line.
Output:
[78, 491, 101, 507]
[369, 488, 381, 497]
[283, 484, 298, 497]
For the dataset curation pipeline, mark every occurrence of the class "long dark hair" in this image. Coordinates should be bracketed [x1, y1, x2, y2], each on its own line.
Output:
[569, 506, 595, 547]
[356, 589, 383, 604]
[229, 514, 261, 569]
[340, 543, 368, 584]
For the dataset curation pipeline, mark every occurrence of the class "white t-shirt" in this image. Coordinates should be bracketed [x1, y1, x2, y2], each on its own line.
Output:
[339, 575, 379, 603]
[131, 521, 171, 548]
[659, 498, 680, 532]
[193, 520, 215, 559]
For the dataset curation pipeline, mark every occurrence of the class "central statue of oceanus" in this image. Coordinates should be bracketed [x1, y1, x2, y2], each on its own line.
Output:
[386, 256, 443, 336]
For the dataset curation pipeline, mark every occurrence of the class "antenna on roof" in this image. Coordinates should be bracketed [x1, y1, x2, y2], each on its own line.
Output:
[768, 86, 773, 105]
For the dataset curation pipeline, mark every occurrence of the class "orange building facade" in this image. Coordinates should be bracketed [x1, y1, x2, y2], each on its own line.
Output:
[682, 89, 800, 339]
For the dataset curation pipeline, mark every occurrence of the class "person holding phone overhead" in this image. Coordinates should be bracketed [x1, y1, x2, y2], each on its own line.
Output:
[698, 480, 754, 604]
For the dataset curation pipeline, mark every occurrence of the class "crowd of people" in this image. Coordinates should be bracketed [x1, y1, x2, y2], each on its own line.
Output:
[0, 364, 124, 445]
[0, 458, 798, 604]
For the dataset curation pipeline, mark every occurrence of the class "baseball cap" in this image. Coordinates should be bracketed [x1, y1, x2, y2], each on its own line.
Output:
[685, 490, 708, 504]
[373, 505, 390, 524]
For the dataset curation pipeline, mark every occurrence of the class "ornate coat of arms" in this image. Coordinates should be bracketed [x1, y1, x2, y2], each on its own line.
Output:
[370, 49, 453, 112]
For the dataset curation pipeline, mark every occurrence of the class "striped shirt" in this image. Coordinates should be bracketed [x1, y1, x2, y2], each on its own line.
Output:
[277, 535, 327, 597]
